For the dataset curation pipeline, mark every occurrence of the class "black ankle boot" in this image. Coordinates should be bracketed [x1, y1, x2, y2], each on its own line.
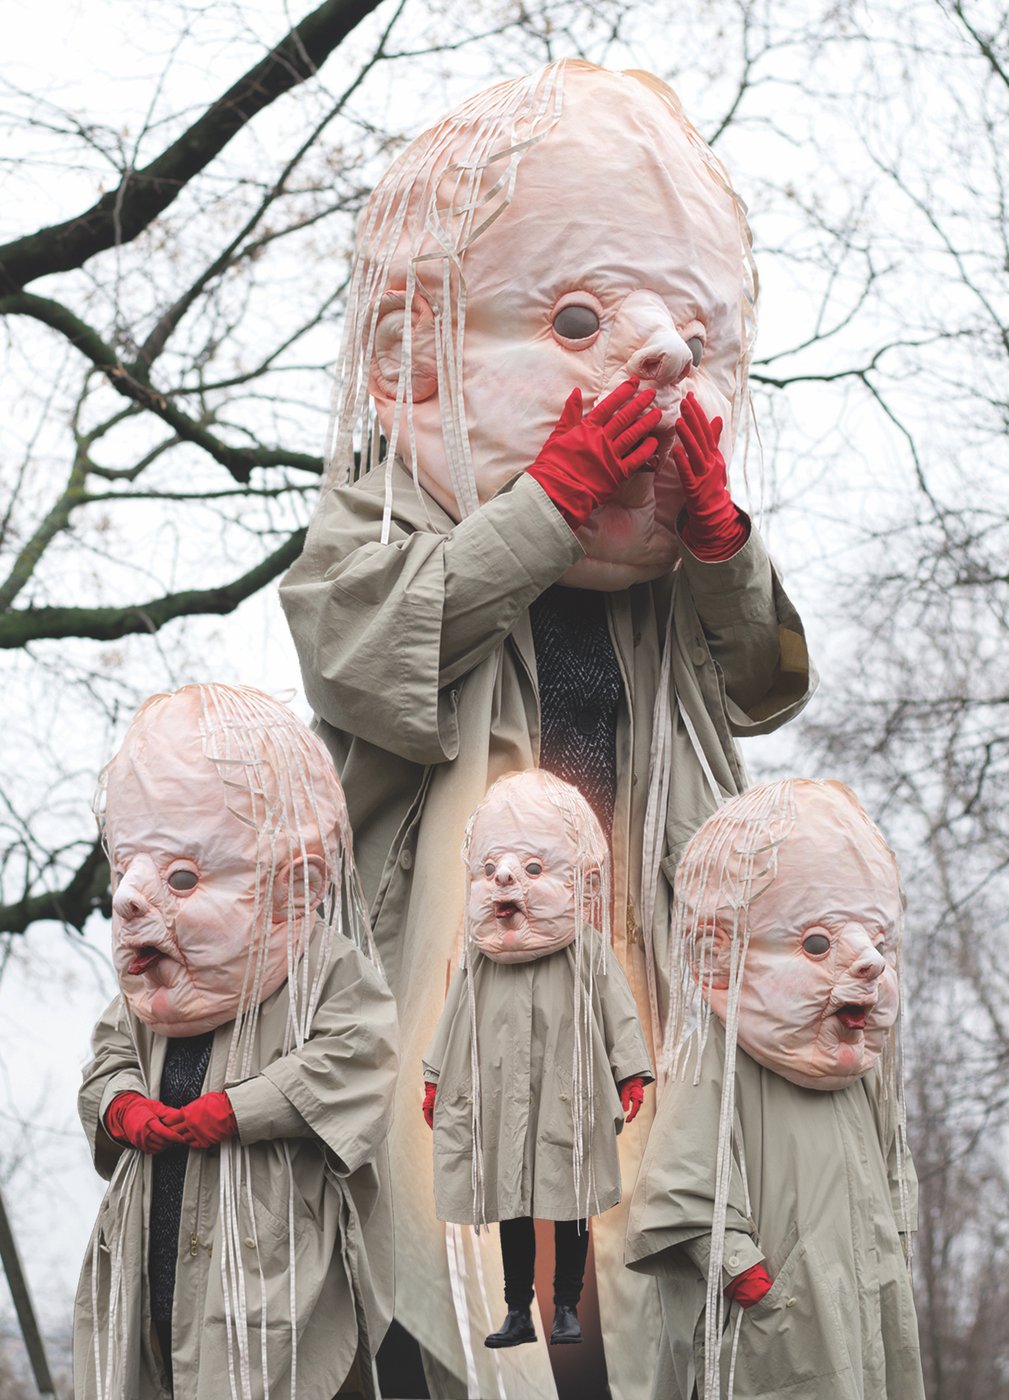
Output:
[550, 1303, 582, 1344]
[484, 1307, 537, 1348]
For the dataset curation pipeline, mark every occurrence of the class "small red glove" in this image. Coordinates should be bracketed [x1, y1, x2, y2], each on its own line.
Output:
[104, 1092, 187, 1154]
[724, 1262, 773, 1308]
[175, 1092, 239, 1149]
[422, 1081, 437, 1130]
[673, 393, 748, 561]
[619, 1076, 646, 1123]
[527, 380, 662, 529]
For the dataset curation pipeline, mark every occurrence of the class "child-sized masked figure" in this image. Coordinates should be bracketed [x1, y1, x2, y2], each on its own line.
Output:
[281, 59, 815, 1399]
[625, 781, 925, 1400]
[423, 771, 652, 1350]
[73, 685, 399, 1400]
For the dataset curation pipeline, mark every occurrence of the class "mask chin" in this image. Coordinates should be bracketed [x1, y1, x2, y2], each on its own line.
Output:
[559, 552, 674, 591]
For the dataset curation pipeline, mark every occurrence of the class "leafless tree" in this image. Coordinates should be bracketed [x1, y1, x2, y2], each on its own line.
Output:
[1, 0, 1007, 1392]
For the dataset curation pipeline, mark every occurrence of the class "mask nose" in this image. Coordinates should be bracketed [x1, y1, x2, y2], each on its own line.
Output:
[494, 855, 521, 887]
[843, 927, 887, 982]
[625, 336, 693, 387]
[113, 861, 154, 923]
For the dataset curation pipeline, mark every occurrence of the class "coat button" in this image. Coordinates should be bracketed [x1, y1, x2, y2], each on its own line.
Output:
[785, 1297, 797, 1308]
[575, 705, 600, 734]
[691, 645, 707, 666]
[632, 631, 642, 647]
[728, 1254, 739, 1267]
[399, 847, 413, 871]
[244, 1238, 256, 1249]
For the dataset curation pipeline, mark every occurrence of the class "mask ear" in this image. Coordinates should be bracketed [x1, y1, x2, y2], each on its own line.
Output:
[690, 923, 732, 991]
[368, 291, 438, 403]
[271, 854, 327, 923]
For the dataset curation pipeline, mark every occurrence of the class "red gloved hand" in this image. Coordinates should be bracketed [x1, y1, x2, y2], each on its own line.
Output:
[104, 1092, 187, 1154]
[673, 392, 748, 561]
[422, 1081, 437, 1130]
[175, 1092, 238, 1149]
[527, 380, 662, 530]
[724, 1262, 773, 1308]
[619, 1076, 646, 1124]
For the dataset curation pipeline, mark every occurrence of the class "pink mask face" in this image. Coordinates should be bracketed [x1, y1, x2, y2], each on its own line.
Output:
[466, 771, 604, 963]
[367, 65, 748, 591]
[687, 783, 903, 1091]
[104, 692, 335, 1036]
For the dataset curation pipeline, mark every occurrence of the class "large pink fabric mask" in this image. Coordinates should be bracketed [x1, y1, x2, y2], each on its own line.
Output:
[333, 61, 754, 591]
[465, 769, 608, 964]
[101, 685, 349, 1037]
[677, 780, 903, 1091]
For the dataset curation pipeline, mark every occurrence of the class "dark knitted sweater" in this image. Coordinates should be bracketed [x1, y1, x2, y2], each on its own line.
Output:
[149, 1032, 213, 1323]
[529, 585, 621, 834]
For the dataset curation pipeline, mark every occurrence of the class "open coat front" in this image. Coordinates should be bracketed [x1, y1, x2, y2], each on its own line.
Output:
[73, 934, 398, 1400]
[423, 938, 652, 1225]
[280, 460, 815, 1400]
[625, 1021, 924, 1400]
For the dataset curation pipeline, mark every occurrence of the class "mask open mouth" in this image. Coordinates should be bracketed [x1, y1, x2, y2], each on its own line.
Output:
[493, 899, 523, 922]
[835, 1003, 870, 1031]
[126, 946, 165, 977]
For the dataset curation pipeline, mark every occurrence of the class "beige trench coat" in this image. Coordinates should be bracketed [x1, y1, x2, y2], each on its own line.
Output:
[625, 1021, 924, 1400]
[280, 460, 815, 1400]
[423, 939, 653, 1224]
[73, 934, 399, 1400]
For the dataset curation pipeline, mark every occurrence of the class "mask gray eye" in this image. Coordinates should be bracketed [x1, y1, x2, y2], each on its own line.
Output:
[168, 869, 198, 892]
[483, 861, 496, 877]
[687, 335, 703, 367]
[802, 932, 831, 956]
[525, 861, 543, 876]
[553, 305, 600, 341]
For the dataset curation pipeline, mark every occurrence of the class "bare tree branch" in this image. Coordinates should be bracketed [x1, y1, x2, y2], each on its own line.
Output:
[0, 839, 109, 935]
[0, 530, 305, 647]
[0, 0, 386, 295]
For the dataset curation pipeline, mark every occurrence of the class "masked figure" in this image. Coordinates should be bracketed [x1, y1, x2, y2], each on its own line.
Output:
[625, 780, 925, 1400]
[281, 59, 815, 1399]
[423, 771, 652, 1348]
[73, 684, 399, 1400]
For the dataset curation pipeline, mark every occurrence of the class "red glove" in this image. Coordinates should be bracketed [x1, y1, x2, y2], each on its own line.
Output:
[104, 1092, 187, 1154]
[422, 1081, 437, 1130]
[724, 1262, 773, 1308]
[619, 1076, 646, 1123]
[527, 380, 662, 529]
[175, 1091, 238, 1149]
[673, 393, 748, 560]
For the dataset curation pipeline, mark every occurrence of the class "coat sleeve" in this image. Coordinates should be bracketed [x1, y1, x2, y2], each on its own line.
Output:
[421, 964, 468, 1081]
[625, 1030, 762, 1281]
[676, 519, 816, 734]
[241, 939, 399, 1176]
[596, 952, 654, 1086]
[78, 994, 148, 1182]
[280, 466, 582, 765]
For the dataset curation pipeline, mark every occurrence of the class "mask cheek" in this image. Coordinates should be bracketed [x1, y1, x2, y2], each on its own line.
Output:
[873, 969, 901, 1027]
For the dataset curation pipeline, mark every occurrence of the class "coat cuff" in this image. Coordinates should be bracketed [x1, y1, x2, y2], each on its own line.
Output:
[227, 1076, 312, 1145]
[99, 1071, 147, 1125]
[676, 513, 772, 629]
[681, 1230, 765, 1283]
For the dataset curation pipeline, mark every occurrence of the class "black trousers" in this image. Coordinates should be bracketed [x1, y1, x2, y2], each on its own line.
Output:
[499, 1217, 589, 1309]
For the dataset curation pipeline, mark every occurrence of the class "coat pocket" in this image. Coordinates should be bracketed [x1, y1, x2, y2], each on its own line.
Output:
[538, 1069, 576, 1149]
[732, 1232, 852, 1394]
[433, 1083, 474, 1157]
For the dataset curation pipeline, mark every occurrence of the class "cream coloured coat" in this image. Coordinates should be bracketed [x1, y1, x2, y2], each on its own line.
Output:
[424, 938, 653, 1225]
[73, 933, 398, 1400]
[626, 1020, 924, 1400]
[280, 460, 815, 1400]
